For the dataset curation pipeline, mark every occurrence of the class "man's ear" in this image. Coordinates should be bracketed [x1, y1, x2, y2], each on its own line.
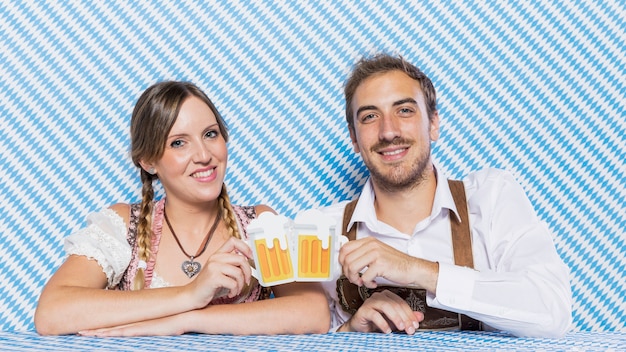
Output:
[429, 111, 440, 142]
[349, 125, 360, 153]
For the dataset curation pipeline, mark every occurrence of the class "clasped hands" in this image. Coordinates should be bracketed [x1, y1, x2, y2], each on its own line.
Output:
[338, 237, 436, 335]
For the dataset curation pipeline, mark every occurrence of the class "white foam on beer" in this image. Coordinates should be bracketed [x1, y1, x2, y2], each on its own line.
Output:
[247, 212, 290, 250]
[294, 209, 335, 249]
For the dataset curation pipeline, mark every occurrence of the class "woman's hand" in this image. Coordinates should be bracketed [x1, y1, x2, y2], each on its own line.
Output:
[78, 313, 190, 337]
[186, 237, 254, 308]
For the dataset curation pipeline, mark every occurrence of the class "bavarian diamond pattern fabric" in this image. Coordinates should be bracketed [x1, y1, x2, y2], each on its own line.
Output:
[1, 0, 624, 332]
[1, 331, 625, 351]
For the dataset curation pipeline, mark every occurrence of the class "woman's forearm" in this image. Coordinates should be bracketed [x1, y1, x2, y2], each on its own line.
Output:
[34, 256, 200, 335]
[184, 286, 330, 335]
[35, 283, 198, 335]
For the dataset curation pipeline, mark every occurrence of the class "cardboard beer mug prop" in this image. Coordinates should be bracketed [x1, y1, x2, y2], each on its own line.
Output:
[247, 210, 347, 287]
[292, 209, 345, 281]
[247, 213, 294, 286]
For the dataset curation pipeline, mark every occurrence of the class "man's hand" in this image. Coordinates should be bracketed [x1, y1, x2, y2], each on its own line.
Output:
[338, 290, 424, 334]
[338, 237, 438, 292]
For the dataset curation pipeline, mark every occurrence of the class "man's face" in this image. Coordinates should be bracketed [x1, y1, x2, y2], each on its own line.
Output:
[349, 70, 439, 192]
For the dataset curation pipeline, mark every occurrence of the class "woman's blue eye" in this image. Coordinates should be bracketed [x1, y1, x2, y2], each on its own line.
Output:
[205, 130, 219, 138]
[170, 140, 184, 148]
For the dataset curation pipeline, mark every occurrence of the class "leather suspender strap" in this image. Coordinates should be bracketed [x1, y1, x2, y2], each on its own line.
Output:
[342, 199, 358, 241]
[447, 179, 474, 269]
[339, 179, 481, 331]
[447, 180, 481, 330]
[342, 180, 473, 262]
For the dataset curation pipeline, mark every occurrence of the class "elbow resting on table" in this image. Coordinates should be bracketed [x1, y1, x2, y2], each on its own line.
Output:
[293, 295, 331, 334]
[540, 308, 573, 339]
[34, 308, 63, 336]
[515, 320, 571, 339]
[34, 295, 85, 336]
[511, 303, 572, 338]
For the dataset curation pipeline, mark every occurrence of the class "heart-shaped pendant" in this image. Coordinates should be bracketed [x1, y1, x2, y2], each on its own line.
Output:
[182, 260, 201, 278]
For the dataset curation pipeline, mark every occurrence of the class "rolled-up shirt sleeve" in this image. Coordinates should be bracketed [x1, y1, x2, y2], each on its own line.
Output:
[428, 169, 572, 338]
[64, 208, 132, 288]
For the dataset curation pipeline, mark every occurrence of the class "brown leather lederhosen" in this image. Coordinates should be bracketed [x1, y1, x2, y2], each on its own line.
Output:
[336, 180, 482, 330]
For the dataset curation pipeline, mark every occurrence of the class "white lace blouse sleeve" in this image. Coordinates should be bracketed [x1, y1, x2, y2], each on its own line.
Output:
[64, 208, 132, 288]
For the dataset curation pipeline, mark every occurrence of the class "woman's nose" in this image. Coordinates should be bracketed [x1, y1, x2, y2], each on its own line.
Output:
[193, 142, 212, 162]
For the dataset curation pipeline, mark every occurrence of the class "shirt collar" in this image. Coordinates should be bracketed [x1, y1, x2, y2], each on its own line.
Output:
[346, 178, 375, 233]
[432, 164, 461, 222]
[348, 162, 461, 233]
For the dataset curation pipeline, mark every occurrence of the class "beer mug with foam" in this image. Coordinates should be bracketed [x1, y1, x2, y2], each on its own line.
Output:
[292, 209, 346, 282]
[247, 213, 295, 286]
[247, 210, 346, 286]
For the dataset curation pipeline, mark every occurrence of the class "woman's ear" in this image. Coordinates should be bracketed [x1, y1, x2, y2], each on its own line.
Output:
[139, 160, 156, 175]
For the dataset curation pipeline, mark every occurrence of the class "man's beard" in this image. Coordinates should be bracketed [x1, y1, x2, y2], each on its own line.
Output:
[367, 139, 432, 193]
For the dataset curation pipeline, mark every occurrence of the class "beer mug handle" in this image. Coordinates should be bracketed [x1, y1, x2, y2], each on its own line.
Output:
[245, 239, 267, 287]
[250, 266, 268, 287]
[332, 235, 349, 277]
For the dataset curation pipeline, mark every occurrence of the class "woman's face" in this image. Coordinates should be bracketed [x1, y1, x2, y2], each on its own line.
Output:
[145, 96, 228, 207]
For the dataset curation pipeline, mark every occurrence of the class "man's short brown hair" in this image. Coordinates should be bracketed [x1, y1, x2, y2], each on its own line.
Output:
[344, 53, 438, 129]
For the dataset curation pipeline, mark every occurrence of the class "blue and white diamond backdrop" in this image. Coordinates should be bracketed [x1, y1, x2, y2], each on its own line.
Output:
[0, 0, 623, 332]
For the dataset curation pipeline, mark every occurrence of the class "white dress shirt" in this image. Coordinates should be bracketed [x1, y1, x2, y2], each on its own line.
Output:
[320, 166, 572, 338]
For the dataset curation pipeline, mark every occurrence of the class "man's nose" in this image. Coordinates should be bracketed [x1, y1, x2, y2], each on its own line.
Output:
[379, 114, 400, 141]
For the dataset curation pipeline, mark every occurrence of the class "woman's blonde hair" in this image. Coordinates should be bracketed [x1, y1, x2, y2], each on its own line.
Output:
[129, 81, 240, 289]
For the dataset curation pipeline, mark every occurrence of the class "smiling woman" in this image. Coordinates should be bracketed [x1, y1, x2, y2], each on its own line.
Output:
[141, 95, 228, 221]
[33, 81, 330, 337]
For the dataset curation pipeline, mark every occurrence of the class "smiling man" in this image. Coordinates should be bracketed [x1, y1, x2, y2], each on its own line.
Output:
[320, 53, 572, 338]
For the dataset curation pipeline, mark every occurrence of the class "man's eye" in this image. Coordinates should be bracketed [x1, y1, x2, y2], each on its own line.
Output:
[361, 113, 376, 122]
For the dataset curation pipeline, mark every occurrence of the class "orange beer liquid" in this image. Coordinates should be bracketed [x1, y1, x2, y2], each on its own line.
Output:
[254, 238, 293, 283]
[298, 235, 330, 279]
